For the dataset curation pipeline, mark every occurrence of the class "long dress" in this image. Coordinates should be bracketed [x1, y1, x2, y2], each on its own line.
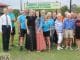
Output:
[35, 17, 46, 51]
[25, 16, 37, 51]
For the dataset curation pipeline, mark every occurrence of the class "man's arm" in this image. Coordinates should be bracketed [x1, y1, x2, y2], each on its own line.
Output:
[25, 19, 29, 34]
[17, 17, 21, 33]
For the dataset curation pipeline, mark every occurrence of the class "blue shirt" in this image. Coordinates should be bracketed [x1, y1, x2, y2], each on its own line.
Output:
[35, 17, 41, 29]
[55, 20, 63, 33]
[42, 19, 52, 32]
[8, 13, 15, 27]
[39, 16, 45, 29]
[18, 15, 27, 29]
[48, 18, 55, 30]
[63, 18, 75, 30]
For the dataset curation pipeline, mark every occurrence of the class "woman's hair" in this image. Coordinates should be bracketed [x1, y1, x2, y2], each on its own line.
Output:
[35, 11, 41, 17]
[47, 12, 52, 19]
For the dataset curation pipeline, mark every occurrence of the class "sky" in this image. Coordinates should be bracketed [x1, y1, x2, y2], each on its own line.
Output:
[0, 0, 80, 10]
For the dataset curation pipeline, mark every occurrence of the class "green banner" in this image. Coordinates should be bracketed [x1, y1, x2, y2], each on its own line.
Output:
[25, 2, 60, 9]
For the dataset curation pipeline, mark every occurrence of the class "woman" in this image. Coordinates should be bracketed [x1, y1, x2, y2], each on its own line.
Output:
[25, 9, 37, 51]
[47, 12, 55, 48]
[75, 13, 80, 51]
[55, 13, 64, 50]
[42, 15, 51, 50]
[35, 11, 46, 52]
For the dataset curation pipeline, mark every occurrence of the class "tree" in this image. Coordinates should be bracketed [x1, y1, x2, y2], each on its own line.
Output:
[13, 9, 20, 19]
[61, 6, 69, 16]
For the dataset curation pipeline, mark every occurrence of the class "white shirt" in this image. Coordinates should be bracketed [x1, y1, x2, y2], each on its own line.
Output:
[0, 14, 12, 31]
[55, 20, 63, 33]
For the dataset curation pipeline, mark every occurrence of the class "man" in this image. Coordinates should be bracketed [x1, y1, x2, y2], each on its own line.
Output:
[18, 10, 29, 51]
[0, 8, 12, 52]
[64, 13, 75, 50]
[8, 7, 16, 47]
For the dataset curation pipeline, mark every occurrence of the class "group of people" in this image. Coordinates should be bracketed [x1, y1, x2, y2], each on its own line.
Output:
[0, 7, 80, 52]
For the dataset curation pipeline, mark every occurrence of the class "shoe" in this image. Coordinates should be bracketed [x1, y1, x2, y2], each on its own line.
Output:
[57, 47, 61, 50]
[75, 48, 79, 51]
[65, 46, 69, 50]
[60, 47, 63, 50]
[37, 51, 41, 52]
[70, 47, 73, 50]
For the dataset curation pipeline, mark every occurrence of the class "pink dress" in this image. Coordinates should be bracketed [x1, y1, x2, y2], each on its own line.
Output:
[36, 29, 46, 51]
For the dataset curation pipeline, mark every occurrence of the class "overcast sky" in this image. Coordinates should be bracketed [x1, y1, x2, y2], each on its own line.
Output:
[0, 0, 80, 10]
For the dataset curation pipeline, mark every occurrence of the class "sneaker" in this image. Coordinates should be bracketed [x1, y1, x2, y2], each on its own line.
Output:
[60, 47, 63, 50]
[37, 51, 41, 52]
[57, 47, 61, 50]
[70, 47, 73, 50]
[75, 48, 79, 51]
[65, 46, 69, 50]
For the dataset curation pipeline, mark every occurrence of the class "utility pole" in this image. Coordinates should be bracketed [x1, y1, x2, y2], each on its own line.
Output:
[70, 0, 72, 13]
[20, 0, 22, 11]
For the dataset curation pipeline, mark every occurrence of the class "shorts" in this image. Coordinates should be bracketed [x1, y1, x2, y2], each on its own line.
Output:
[20, 29, 27, 37]
[11, 27, 15, 35]
[43, 31, 50, 37]
[64, 30, 74, 39]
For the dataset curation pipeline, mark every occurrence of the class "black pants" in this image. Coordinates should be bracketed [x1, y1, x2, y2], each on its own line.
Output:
[2, 25, 11, 51]
[53, 30, 58, 44]
[50, 30, 55, 48]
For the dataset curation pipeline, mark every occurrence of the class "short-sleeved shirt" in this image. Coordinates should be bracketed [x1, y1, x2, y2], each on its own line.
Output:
[26, 16, 37, 27]
[55, 20, 63, 33]
[48, 18, 55, 30]
[63, 18, 75, 30]
[18, 15, 27, 30]
[42, 20, 51, 32]
[8, 13, 15, 27]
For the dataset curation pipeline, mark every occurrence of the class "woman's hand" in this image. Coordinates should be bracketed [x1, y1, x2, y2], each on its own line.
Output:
[27, 30, 30, 35]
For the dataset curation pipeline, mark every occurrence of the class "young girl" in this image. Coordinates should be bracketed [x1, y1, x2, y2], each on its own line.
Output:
[35, 11, 46, 52]
[42, 15, 51, 50]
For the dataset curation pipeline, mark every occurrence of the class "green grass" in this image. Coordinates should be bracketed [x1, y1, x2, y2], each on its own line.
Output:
[0, 23, 80, 60]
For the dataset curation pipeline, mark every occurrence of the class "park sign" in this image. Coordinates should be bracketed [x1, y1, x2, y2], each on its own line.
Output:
[25, 2, 61, 9]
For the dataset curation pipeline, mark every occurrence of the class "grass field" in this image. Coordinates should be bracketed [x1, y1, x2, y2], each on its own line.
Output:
[0, 23, 80, 60]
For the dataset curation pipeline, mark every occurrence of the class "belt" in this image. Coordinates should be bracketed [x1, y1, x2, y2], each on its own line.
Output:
[2, 25, 10, 28]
